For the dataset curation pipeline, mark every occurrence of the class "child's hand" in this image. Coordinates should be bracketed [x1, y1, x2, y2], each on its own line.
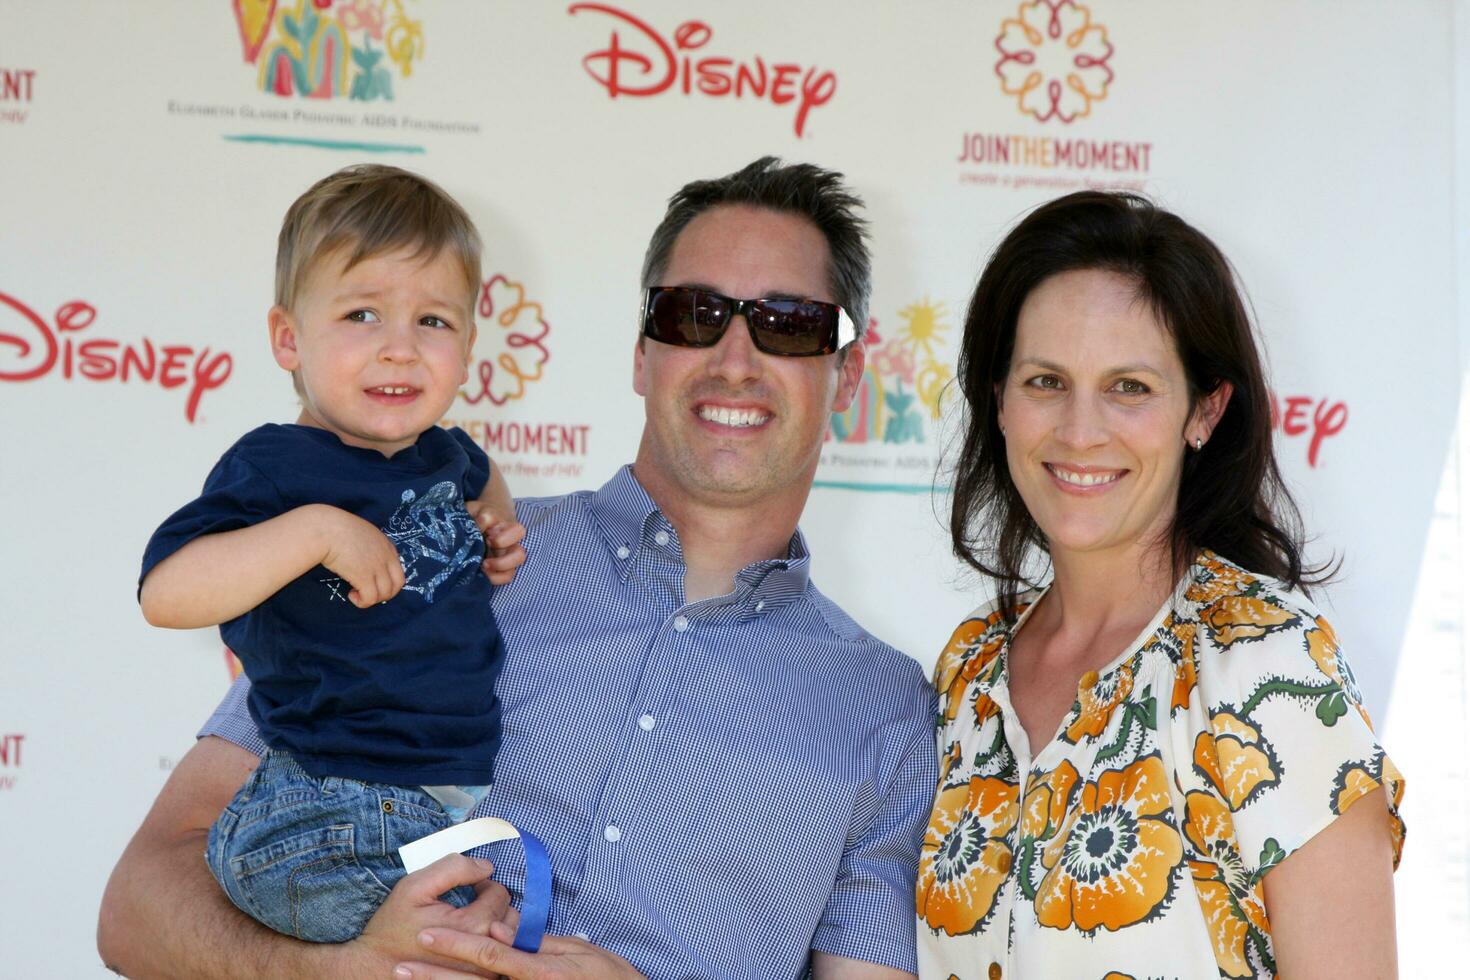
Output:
[315, 505, 405, 608]
[465, 501, 528, 586]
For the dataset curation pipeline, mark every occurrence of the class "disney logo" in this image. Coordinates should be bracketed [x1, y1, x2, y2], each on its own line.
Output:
[568, 3, 837, 137]
[0, 290, 232, 422]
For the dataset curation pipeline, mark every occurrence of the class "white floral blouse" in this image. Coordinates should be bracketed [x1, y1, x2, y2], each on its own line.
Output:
[917, 551, 1404, 980]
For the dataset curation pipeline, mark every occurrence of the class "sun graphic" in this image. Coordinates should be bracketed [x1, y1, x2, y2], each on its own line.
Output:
[895, 298, 951, 364]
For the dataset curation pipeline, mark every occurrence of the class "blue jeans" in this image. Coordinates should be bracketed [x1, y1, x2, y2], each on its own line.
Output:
[207, 749, 477, 943]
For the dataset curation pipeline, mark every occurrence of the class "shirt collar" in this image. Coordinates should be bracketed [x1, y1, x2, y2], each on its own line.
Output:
[588, 466, 812, 607]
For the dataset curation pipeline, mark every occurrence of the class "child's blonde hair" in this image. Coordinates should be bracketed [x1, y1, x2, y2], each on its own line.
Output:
[275, 164, 482, 312]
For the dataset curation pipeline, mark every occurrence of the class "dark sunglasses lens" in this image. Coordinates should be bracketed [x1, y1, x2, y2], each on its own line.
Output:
[749, 300, 835, 355]
[646, 289, 729, 347]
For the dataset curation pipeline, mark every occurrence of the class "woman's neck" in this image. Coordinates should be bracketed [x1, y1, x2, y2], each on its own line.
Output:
[1038, 540, 1183, 642]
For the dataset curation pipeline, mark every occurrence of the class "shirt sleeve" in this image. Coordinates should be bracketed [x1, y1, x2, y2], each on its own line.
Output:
[811, 684, 940, 973]
[1190, 596, 1405, 881]
[198, 674, 268, 756]
[447, 425, 492, 499]
[139, 446, 286, 586]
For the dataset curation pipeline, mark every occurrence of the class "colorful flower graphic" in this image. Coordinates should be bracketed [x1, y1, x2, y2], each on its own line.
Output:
[830, 299, 953, 444]
[994, 1, 1114, 124]
[1032, 754, 1184, 933]
[918, 775, 1021, 936]
[231, 0, 423, 100]
[461, 275, 552, 407]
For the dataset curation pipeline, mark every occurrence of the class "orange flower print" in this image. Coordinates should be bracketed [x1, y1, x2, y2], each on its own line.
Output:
[1184, 552, 1256, 604]
[935, 612, 1009, 725]
[1022, 760, 1082, 842]
[1169, 620, 1199, 714]
[1064, 661, 1134, 742]
[1019, 760, 1083, 893]
[1332, 751, 1406, 867]
[1304, 616, 1371, 728]
[919, 775, 1021, 936]
[1184, 791, 1271, 978]
[1201, 594, 1301, 647]
[1193, 712, 1281, 810]
[1032, 754, 1184, 934]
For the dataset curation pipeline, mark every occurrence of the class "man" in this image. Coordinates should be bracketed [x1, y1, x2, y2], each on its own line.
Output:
[98, 157, 938, 979]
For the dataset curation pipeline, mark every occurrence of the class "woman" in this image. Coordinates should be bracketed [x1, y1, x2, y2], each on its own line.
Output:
[918, 192, 1403, 979]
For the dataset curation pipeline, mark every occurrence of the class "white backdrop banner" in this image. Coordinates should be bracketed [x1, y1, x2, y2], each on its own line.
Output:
[0, 1, 1464, 973]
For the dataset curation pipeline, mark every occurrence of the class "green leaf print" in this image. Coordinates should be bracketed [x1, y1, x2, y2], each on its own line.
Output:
[1252, 837, 1286, 885]
[1315, 690, 1349, 727]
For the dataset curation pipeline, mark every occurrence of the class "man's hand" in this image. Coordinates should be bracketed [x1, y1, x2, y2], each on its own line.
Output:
[466, 501, 527, 586]
[314, 504, 406, 607]
[392, 921, 646, 980]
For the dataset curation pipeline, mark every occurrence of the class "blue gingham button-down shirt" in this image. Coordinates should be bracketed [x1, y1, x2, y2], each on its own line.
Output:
[202, 466, 939, 978]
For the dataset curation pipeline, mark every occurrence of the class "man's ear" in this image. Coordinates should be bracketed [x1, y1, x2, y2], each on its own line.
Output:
[632, 335, 648, 397]
[830, 341, 866, 413]
[268, 306, 300, 373]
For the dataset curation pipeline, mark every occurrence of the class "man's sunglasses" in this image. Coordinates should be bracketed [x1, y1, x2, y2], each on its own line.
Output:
[640, 286, 858, 357]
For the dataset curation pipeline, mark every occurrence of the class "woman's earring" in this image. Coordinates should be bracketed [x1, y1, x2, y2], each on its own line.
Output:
[1194, 437, 1203, 451]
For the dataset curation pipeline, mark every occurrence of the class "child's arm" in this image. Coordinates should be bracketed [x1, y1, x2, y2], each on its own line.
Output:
[465, 459, 527, 586]
[140, 504, 404, 627]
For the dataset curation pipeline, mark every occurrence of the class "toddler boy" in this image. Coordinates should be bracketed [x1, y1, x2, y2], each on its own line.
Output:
[140, 164, 523, 943]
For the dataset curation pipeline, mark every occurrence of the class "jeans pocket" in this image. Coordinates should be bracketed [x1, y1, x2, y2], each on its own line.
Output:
[231, 823, 393, 943]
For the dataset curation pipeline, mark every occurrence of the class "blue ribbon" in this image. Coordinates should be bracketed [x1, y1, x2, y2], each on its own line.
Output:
[511, 828, 552, 953]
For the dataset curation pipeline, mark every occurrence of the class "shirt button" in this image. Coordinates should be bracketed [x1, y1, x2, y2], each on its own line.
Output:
[673, 615, 690, 632]
[996, 850, 1012, 874]
[653, 530, 669, 546]
[603, 825, 621, 842]
[755, 600, 765, 612]
[989, 963, 1002, 980]
[1079, 670, 1099, 690]
[638, 713, 656, 731]
[574, 932, 590, 941]
[616, 546, 630, 560]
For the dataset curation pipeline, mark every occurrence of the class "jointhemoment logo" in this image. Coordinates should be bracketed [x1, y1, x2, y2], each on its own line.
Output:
[442, 276, 591, 481]
[568, 3, 837, 137]
[995, 0, 1113, 124]
[958, 1, 1146, 192]
[232, 0, 424, 101]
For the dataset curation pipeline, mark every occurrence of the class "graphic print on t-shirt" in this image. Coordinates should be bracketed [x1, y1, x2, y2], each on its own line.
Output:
[384, 481, 482, 603]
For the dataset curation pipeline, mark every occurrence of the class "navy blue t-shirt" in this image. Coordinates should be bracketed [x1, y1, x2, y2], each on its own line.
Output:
[141, 423, 503, 785]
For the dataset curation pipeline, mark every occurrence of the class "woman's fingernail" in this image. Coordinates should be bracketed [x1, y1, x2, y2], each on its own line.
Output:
[419, 930, 435, 946]
[394, 968, 412, 978]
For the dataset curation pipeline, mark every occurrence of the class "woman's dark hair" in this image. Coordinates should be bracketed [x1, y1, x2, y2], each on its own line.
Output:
[950, 190, 1328, 614]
